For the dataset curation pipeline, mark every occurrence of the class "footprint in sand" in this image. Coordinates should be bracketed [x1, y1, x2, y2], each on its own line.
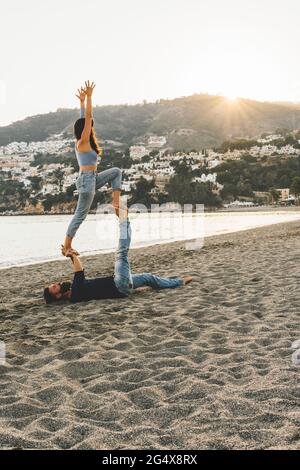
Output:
[291, 339, 300, 365]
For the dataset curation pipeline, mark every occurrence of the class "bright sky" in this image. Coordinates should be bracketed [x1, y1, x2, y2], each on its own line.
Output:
[0, 0, 300, 126]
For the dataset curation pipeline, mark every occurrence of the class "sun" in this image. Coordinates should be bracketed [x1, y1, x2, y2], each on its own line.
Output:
[225, 93, 238, 102]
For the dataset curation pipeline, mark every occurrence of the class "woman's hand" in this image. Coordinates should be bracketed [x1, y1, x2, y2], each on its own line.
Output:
[75, 87, 86, 102]
[61, 245, 79, 257]
[85, 80, 96, 97]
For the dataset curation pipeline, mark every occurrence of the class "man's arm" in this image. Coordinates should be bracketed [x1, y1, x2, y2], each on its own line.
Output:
[61, 246, 84, 272]
[68, 252, 85, 302]
[70, 253, 83, 272]
[61, 247, 85, 302]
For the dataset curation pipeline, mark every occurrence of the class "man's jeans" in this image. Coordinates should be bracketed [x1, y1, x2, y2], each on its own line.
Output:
[114, 219, 183, 296]
[67, 167, 122, 238]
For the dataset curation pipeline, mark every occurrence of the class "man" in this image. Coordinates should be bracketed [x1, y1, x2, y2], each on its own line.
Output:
[44, 217, 193, 304]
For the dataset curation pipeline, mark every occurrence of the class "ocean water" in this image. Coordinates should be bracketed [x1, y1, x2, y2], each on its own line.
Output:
[1, 210, 300, 268]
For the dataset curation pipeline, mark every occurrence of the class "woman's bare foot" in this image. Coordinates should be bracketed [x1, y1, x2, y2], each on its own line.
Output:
[182, 276, 193, 285]
[63, 236, 79, 256]
[61, 245, 79, 256]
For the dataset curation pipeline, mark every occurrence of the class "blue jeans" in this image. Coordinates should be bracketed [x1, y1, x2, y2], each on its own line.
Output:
[67, 167, 122, 238]
[113, 219, 183, 296]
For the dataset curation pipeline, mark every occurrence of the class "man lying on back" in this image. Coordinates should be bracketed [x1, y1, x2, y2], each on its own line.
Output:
[43, 217, 192, 304]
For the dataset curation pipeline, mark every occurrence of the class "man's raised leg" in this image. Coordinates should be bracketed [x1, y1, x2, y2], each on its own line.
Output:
[113, 218, 133, 296]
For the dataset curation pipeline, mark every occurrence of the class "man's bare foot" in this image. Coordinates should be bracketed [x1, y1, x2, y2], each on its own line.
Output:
[182, 276, 193, 285]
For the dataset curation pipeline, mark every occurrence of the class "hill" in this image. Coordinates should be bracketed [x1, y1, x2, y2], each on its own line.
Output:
[1, 94, 300, 150]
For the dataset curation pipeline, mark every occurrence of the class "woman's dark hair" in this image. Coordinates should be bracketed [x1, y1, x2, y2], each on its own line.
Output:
[74, 118, 102, 155]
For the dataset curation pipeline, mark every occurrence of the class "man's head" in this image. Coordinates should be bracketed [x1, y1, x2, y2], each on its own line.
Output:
[43, 281, 72, 304]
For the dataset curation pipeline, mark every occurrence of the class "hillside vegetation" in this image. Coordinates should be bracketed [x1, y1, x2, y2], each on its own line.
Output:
[1, 94, 300, 150]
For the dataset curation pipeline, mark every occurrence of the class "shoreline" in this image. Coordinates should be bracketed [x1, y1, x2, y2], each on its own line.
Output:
[0, 219, 299, 449]
[1, 214, 300, 271]
[1, 205, 299, 217]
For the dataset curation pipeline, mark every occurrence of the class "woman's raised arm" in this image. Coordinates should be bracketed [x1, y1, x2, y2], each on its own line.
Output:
[80, 80, 96, 144]
[75, 87, 86, 118]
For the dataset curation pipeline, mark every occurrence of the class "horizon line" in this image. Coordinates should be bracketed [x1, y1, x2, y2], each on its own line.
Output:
[1, 92, 300, 128]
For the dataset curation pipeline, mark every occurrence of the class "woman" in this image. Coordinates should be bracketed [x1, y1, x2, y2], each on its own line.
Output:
[63, 80, 122, 252]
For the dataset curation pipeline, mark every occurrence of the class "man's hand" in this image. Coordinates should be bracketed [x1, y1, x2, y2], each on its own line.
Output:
[61, 245, 83, 272]
[61, 245, 79, 257]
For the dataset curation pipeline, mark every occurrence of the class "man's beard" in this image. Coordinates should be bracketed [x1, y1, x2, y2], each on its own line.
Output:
[60, 281, 71, 294]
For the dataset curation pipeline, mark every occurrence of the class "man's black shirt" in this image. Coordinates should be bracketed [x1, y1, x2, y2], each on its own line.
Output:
[70, 270, 126, 303]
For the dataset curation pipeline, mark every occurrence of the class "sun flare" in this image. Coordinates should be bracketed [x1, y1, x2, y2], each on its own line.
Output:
[225, 93, 238, 102]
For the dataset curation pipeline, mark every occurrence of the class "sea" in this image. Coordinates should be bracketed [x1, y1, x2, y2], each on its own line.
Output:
[1, 210, 300, 268]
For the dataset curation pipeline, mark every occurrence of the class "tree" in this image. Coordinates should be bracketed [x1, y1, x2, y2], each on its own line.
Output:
[42, 197, 53, 212]
[141, 154, 151, 163]
[220, 183, 239, 202]
[130, 177, 156, 207]
[290, 176, 300, 203]
[51, 168, 65, 192]
[28, 176, 43, 193]
[166, 175, 221, 207]
[269, 187, 280, 204]
[242, 154, 257, 163]
[284, 135, 296, 146]
[171, 159, 192, 177]
[65, 184, 76, 197]
[0, 180, 29, 210]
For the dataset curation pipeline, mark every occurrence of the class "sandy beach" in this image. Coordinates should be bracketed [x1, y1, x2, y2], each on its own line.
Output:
[0, 220, 299, 450]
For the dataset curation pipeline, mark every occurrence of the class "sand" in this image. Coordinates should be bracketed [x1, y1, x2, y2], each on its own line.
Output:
[0, 221, 299, 450]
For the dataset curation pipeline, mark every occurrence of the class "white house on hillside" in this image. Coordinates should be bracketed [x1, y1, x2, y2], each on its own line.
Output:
[148, 135, 167, 148]
[130, 145, 149, 160]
